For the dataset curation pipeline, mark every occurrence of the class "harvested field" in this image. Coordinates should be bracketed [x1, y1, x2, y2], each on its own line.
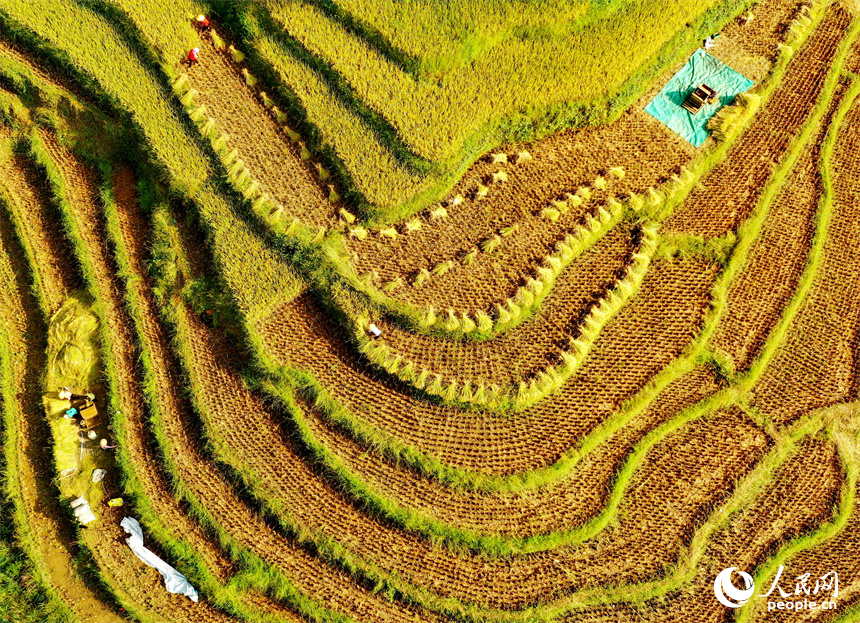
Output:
[183, 32, 335, 229]
[293, 366, 721, 538]
[707, 83, 848, 371]
[355, 193, 629, 314]
[37, 130, 244, 622]
[260, 256, 716, 473]
[350, 225, 633, 386]
[0, 151, 124, 623]
[349, 108, 692, 294]
[750, 91, 860, 426]
[663, 4, 851, 236]
[4, 0, 860, 620]
[178, 310, 773, 608]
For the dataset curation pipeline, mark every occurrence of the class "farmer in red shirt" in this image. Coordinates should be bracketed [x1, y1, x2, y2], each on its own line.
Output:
[188, 47, 200, 63]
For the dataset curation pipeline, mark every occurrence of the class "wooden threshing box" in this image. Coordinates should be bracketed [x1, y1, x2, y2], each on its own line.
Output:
[682, 84, 718, 114]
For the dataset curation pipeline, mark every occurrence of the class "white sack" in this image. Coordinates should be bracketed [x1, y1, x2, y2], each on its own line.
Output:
[120, 517, 199, 602]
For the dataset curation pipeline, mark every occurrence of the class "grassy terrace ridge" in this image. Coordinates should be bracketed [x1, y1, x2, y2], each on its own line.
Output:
[4, 1, 860, 621]
[181, 36, 860, 615]
[342, 222, 660, 412]
[0, 0, 305, 324]
[25, 127, 201, 623]
[242, 0, 809, 346]
[734, 55, 860, 623]
[97, 161, 336, 623]
[244, 0, 840, 497]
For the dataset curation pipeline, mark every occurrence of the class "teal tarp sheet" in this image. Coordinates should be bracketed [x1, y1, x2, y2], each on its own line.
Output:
[644, 49, 753, 147]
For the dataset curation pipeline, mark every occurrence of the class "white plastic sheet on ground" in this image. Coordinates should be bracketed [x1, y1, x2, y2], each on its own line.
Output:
[120, 517, 199, 602]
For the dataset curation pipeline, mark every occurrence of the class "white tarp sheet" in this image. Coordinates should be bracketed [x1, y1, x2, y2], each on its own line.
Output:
[120, 517, 199, 602]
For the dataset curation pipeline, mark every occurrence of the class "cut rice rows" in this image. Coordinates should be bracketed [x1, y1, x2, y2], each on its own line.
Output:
[259, 256, 716, 474]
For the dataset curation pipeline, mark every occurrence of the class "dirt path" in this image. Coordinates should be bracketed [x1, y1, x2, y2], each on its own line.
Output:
[0, 136, 124, 623]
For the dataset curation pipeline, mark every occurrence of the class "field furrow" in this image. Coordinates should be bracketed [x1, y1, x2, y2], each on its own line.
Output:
[106, 164, 319, 622]
[349, 109, 691, 297]
[259, 256, 715, 474]
[352, 224, 633, 387]
[663, 3, 851, 236]
[0, 132, 80, 312]
[48, 123, 439, 623]
[37, 130, 242, 622]
[749, 88, 860, 426]
[185, 300, 776, 609]
[170, 307, 447, 623]
[546, 423, 845, 622]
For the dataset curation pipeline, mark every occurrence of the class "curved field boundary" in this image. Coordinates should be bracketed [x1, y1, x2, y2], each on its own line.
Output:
[289, 366, 718, 539]
[30, 128, 246, 623]
[315, 0, 822, 345]
[0, 133, 80, 313]
[250, 4, 858, 490]
[165, 303, 452, 623]
[99, 164, 320, 623]
[347, 221, 658, 411]
[735, 403, 860, 623]
[0, 167, 106, 623]
[179, 325, 844, 623]
[350, 186, 629, 341]
[150, 203, 454, 623]
[173, 277, 753, 614]
[245, 0, 757, 222]
[178, 114, 848, 608]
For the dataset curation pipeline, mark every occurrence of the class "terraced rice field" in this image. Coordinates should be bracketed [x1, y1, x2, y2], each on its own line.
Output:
[1, 0, 860, 621]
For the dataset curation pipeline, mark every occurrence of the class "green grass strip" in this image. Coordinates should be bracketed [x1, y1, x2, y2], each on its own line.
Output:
[238, 9, 860, 565]
[97, 162, 311, 623]
[310, 0, 826, 347]
[26, 127, 188, 623]
[175, 25, 860, 616]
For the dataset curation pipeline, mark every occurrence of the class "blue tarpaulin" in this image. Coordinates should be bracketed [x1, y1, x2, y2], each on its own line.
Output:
[645, 49, 754, 147]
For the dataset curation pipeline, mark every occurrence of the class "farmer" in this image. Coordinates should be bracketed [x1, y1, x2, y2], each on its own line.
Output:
[100, 438, 117, 450]
[188, 47, 200, 64]
[196, 14, 210, 30]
